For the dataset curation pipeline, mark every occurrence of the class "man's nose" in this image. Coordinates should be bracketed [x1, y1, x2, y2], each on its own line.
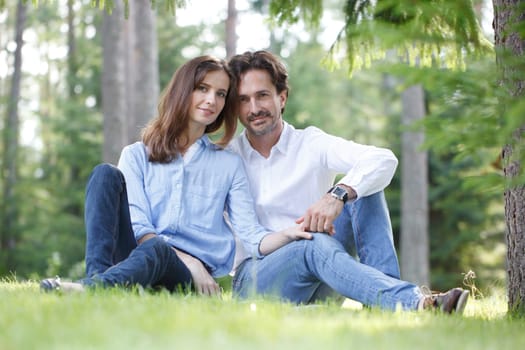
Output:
[248, 97, 260, 113]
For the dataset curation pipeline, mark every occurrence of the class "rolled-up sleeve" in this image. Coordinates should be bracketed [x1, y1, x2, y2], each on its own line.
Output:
[310, 127, 398, 198]
[226, 157, 269, 258]
[117, 146, 158, 241]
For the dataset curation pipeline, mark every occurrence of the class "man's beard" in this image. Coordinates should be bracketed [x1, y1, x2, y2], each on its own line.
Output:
[247, 111, 278, 136]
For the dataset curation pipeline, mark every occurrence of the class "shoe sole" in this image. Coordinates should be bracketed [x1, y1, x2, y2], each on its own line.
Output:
[455, 290, 469, 314]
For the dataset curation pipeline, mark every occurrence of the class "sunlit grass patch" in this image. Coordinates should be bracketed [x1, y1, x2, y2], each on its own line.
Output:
[0, 280, 523, 350]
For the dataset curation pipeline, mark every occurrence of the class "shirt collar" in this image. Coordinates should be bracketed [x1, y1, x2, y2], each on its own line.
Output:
[273, 121, 292, 156]
[240, 120, 292, 159]
[200, 134, 222, 150]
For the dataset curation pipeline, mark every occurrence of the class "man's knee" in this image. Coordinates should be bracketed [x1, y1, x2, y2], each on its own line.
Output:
[307, 233, 341, 252]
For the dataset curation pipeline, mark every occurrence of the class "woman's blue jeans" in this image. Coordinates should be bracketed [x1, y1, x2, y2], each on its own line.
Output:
[233, 192, 423, 310]
[82, 163, 192, 291]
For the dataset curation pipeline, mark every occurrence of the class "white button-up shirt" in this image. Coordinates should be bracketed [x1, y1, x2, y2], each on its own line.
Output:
[227, 121, 398, 233]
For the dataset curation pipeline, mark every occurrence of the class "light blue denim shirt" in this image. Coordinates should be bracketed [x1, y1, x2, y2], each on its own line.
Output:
[117, 136, 269, 277]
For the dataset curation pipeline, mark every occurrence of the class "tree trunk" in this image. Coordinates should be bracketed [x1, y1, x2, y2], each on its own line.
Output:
[226, 0, 237, 58]
[493, 0, 525, 315]
[400, 84, 430, 287]
[128, 0, 158, 143]
[102, 1, 158, 163]
[65, 0, 82, 216]
[1, 0, 26, 272]
[102, 1, 127, 164]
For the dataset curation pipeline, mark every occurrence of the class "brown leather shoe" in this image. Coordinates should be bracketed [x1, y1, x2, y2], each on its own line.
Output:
[425, 288, 469, 314]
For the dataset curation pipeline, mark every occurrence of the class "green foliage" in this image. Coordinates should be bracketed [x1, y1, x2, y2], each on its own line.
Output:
[89, 0, 186, 17]
[90, 0, 131, 17]
[427, 151, 504, 289]
[157, 13, 220, 89]
[376, 53, 506, 290]
[269, 0, 323, 28]
[2, 281, 523, 349]
[284, 41, 391, 146]
[270, 0, 492, 75]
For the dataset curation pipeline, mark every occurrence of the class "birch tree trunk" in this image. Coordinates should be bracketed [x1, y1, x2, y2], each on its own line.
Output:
[493, 0, 525, 315]
[400, 84, 430, 287]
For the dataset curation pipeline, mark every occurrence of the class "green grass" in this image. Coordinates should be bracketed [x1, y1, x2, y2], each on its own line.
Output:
[0, 281, 523, 350]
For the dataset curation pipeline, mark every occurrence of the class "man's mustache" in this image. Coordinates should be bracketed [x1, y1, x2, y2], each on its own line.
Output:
[248, 111, 272, 121]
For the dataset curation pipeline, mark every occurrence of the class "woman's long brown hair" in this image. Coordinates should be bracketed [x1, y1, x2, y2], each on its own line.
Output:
[142, 56, 237, 163]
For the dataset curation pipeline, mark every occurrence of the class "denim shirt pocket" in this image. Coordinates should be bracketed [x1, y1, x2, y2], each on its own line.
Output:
[184, 185, 227, 231]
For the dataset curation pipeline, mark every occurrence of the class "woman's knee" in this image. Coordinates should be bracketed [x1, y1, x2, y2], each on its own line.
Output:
[87, 163, 124, 188]
[92, 163, 122, 179]
[141, 236, 170, 253]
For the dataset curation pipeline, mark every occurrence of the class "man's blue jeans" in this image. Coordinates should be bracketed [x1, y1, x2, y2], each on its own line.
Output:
[233, 192, 423, 310]
[82, 163, 192, 291]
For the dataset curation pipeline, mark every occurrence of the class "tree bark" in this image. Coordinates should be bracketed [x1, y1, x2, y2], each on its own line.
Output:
[400, 84, 430, 287]
[493, 0, 525, 315]
[102, 1, 127, 164]
[102, 0, 158, 164]
[128, 0, 158, 143]
[1, 0, 26, 272]
[226, 0, 237, 58]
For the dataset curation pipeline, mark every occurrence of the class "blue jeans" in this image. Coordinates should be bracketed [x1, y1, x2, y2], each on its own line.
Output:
[233, 193, 422, 310]
[333, 191, 400, 278]
[308, 191, 401, 301]
[82, 163, 192, 291]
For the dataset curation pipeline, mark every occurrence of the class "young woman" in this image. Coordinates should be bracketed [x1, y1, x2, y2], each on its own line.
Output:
[41, 55, 283, 295]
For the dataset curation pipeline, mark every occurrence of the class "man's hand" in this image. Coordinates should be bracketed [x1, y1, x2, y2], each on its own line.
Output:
[298, 184, 356, 234]
[296, 194, 343, 235]
[174, 248, 221, 297]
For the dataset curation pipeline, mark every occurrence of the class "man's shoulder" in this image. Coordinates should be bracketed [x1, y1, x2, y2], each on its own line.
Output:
[285, 123, 329, 144]
[227, 134, 242, 150]
[225, 134, 247, 158]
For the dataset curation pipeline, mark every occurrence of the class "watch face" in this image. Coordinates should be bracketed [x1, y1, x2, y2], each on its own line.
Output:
[332, 187, 346, 197]
[334, 187, 346, 197]
[330, 186, 348, 201]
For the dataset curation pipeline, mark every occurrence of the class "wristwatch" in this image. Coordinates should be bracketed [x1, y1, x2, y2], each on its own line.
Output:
[327, 185, 349, 203]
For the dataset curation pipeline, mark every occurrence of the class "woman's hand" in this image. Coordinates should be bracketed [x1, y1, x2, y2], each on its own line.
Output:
[259, 225, 313, 256]
[174, 248, 221, 297]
